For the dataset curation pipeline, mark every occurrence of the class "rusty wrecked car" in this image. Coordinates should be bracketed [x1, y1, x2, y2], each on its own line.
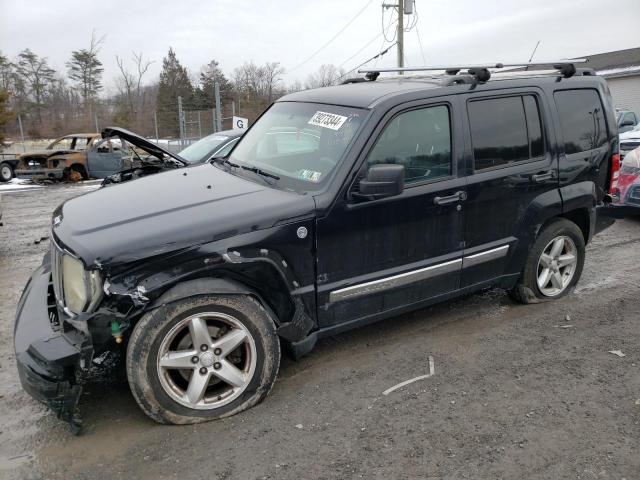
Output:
[15, 133, 117, 181]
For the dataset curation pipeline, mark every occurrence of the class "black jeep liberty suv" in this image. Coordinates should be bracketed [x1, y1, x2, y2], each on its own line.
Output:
[14, 61, 621, 431]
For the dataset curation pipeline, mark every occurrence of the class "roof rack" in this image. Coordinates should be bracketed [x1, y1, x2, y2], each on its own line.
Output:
[358, 59, 588, 83]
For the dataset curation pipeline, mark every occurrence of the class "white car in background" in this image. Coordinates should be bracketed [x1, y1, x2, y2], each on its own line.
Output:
[620, 124, 640, 158]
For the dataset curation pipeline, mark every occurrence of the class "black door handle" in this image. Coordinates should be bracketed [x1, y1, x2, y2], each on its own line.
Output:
[531, 171, 553, 183]
[434, 190, 467, 205]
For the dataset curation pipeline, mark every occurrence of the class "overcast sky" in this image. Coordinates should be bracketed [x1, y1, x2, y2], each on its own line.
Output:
[1, 0, 639, 94]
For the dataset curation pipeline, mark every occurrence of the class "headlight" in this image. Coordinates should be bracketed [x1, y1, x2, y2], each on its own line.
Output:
[61, 254, 102, 315]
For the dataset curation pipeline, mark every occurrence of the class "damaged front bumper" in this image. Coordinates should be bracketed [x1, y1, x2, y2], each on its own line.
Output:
[14, 167, 65, 181]
[14, 258, 91, 433]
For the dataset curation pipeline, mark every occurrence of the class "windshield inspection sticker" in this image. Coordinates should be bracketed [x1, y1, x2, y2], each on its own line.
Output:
[308, 111, 348, 130]
[298, 169, 322, 183]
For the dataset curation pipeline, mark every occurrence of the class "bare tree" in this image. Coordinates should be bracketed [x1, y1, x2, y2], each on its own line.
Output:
[115, 52, 153, 128]
[305, 64, 344, 89]
[263, 62, 285, 102]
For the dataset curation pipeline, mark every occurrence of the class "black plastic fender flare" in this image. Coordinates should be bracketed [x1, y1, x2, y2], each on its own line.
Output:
[145, 276, 315, 345]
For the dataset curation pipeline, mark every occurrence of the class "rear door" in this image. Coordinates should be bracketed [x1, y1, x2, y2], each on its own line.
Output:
[460, 89, 560, 287]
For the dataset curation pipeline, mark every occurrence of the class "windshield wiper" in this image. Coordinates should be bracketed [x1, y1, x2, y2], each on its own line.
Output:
[240, 165, 280, 180]
[212, 157, 240, 169]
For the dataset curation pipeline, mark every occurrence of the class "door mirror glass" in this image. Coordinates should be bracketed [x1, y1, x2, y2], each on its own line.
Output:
[357, 164, 405, 199]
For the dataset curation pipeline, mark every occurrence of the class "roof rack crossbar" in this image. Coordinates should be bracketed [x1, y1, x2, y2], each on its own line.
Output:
[358, 59, 587, 74]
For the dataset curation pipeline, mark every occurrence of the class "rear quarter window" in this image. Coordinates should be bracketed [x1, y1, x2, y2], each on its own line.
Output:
[554, 89, 607, 154]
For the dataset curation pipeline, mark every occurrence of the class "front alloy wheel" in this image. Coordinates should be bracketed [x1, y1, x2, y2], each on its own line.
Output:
[127, 294, 280, 425]
[157, 312, 257, 410]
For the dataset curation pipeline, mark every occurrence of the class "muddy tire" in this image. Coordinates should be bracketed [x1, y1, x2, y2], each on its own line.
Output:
[126, 294, 280, 425]
[0, 162, 13, 182]
[510, 218, 585, 304]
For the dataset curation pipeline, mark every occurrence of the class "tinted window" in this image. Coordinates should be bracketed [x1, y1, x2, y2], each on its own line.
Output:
[367, 105, 451, 184]
[554, 89, 607, 154]
[469, 97, 529, 170]
[523, 96, 544, 158]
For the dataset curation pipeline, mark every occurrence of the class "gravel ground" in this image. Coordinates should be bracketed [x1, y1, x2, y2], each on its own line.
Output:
[0, 184, 638, 480]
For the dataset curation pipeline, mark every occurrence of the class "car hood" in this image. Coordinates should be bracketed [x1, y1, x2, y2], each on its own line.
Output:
[102, 126, 188, 166]
[52, 163, 315, 267]
[620, 130, 640, 141]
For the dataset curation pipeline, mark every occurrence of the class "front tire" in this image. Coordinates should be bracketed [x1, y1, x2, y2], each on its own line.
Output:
[126, 294, 280, 425]
[510, 218, 585, 304]
[0, 162, 13, 182]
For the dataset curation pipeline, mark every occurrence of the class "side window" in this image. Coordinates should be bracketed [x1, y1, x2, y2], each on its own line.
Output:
[367, 105, 452, 184]
[50, 137, 73, 150]
[554, 89, 607, 154]
[621, 112, 636, 126]
[72, 138, 89, 151]
[468, 95, 543, 170]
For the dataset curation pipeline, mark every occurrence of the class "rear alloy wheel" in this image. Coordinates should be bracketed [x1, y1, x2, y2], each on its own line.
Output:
[0, 163, 13, 182]
[127, 294, 280, 424]
[536, 235, 578, 297]
[510, 218, 585, 304]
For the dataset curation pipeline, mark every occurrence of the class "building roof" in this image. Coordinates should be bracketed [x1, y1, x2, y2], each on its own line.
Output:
[582, 47, 640, 72]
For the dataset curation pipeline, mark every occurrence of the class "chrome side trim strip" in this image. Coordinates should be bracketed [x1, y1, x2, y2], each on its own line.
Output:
[329, 258, 462, 304]
[462, 245, 510, 268]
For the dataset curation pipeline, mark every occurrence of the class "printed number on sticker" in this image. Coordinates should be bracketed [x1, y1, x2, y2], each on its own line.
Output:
[308, 111, 348, 130]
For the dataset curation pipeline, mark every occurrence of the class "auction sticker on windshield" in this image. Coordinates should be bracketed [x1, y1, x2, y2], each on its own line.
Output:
[308, 111, 348, 130]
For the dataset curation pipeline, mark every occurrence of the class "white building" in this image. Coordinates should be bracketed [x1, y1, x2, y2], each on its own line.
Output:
[585, 47, 640, 114]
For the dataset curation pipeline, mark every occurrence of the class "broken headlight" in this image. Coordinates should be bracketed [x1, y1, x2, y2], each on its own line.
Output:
[59, 254, 102, 315]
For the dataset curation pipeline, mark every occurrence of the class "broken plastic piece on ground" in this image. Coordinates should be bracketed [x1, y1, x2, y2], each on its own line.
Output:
[382, 356, 435, 395]
[608, 350, 626, 357]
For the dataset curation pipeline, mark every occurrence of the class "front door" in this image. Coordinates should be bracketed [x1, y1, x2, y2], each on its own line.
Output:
[315, 99, 466, 328]
[87, 138, 128, 178]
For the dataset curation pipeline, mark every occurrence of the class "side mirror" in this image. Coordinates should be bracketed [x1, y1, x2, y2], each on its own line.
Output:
[621, 119, 635, 127]
[357, 164, 404, 199]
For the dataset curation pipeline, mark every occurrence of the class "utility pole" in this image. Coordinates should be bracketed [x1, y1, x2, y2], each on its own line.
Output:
[214, 82, 222, 132]
[397, 0, 404, 74]
[178, 96, 185, 146]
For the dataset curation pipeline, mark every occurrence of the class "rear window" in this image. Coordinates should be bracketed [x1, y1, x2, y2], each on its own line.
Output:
[468, 95, 544, 170]
[554, 89, 607, 154]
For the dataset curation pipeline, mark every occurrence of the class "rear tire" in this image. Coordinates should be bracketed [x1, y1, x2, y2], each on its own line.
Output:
[510, 218, 585, 304]
[0, 162, 13, 182]
[126, 294, 280, 425]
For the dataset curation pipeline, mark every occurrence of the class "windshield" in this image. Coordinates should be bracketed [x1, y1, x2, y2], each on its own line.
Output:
[179, 134, 233, 163]
[227, 102, 366, 193]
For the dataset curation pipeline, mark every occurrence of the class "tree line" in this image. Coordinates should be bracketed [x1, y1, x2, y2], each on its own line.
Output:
[0, 36, 348, 144]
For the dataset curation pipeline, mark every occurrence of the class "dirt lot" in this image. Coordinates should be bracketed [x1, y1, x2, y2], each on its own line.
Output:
[0, 184, 638, 480]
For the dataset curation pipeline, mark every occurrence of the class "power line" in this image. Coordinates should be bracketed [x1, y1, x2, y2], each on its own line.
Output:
[415, 25, 426, 64]
[339, 32, 384, 69]
[289, 0, 374, 72]
[337, 41, 397, 81]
